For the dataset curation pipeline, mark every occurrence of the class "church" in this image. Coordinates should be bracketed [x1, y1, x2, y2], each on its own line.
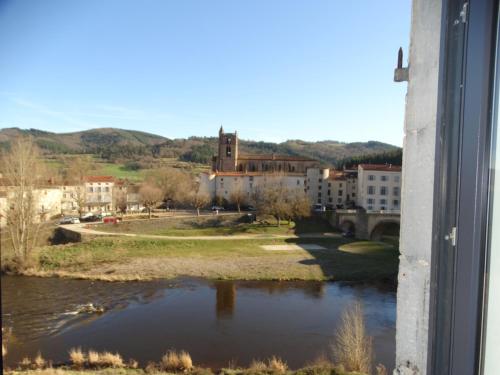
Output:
[212, 127, 320, 173]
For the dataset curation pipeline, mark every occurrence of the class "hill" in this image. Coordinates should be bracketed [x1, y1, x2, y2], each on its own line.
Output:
[0, 127, 401, 167]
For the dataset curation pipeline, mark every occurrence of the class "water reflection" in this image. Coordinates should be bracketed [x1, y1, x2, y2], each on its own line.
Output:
[215, 282, 236, 318]
[2, 276, 396, 370]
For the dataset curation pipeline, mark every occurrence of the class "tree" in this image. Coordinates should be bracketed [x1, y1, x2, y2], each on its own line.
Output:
[287, 189, 311, 224]
[64, 155, 93, 184]
[72, 186, 87, 217]
[114, 191, 128, 215]
[189, 190, 211, 216]
[1, 137, 45, 268]
[139, 183, 163, 219]
[229, 179, 247, 213]
[252, 176, 311, 227]
[145, 168, 192, 211]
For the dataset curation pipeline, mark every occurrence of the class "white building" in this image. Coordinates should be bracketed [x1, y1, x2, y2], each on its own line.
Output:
[356, 164, 401, 212]
[84, 176, 115, 213]
[200, 172, 307, 205]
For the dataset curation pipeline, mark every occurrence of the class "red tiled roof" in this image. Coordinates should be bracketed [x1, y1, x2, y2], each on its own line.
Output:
[359, 164, 402, 172]
[212, 171, 307, 177]
[84, 176, 115, 183]
[238, 154, 317, 162]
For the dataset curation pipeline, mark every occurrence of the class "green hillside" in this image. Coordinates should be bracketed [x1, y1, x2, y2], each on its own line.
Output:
[0, 127, 401, 168]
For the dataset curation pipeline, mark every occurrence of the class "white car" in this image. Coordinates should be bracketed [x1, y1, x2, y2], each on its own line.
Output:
[59, 217, 80, 225]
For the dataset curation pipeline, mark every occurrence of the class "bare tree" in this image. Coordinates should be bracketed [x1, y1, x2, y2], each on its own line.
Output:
[253, 176, 310, 227]
[146, 168, 192, 211]
[189, 190, 211, 216]
[72, 186, 87, 217]
[286, 189, 311, 225]
[229, 179, 247, 213]
[115, 192, 128, 215]
[139, 183, 163, 219]
[65, 155, 93, 184]
[1, 138, 45, 268]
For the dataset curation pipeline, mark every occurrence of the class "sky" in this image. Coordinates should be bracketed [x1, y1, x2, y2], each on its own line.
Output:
[0, 0, 411, 146]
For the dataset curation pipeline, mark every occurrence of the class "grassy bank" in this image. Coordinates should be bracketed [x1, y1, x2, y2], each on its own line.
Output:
[94, 216, 336, 237]
[5, 366, 367, 375]
[22, 235, 399, 282]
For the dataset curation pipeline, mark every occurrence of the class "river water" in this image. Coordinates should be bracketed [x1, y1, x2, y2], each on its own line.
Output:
[1, 276, 396, 370]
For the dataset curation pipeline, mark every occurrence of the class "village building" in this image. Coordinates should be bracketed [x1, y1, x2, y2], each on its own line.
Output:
[356, 164, 401, 212]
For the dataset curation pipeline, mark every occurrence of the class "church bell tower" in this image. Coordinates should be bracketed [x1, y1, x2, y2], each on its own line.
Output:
[217, 126, 238, 172]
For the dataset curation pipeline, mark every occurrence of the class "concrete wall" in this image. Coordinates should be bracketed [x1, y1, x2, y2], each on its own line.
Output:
[395, 0, 442, 374]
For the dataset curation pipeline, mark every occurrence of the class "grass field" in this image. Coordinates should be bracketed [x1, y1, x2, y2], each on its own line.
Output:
[95, 216, 336, 237]
[31, 235, 398, 282]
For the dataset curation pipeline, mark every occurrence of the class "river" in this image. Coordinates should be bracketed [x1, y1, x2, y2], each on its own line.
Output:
[1, 276, 396, 370]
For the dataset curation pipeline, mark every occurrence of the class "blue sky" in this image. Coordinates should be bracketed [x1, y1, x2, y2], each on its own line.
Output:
[0, 0, 411, 146]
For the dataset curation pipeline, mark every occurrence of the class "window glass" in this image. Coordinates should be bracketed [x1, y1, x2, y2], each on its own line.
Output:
[484, 13, 500, 374]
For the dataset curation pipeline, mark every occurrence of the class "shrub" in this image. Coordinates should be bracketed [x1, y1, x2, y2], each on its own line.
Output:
[248, 360, 268, 373]
[331, 302, 373, 374]
[34, 352, 47, 369]
[98, 351, 124, 368]
[69, 347, 85, 367]
[161, 350, 193, 372]
[88, 350, 100, 367]
[19, 357, 32, 369]
[268, 356, 288, 374]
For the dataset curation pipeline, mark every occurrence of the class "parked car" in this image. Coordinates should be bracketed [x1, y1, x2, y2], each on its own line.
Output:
[59, 217, 80, 225]
[103, 216, 121, 224]
[211, 206, 225, 211]
[342, 230, 355, 238]
[80, 212, 94, 220]
[80, 214, 100, 223]
[312, 204, 325, 212]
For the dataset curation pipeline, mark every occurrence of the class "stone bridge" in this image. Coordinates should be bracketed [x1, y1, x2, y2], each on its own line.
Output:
[328, 209, 401, 240]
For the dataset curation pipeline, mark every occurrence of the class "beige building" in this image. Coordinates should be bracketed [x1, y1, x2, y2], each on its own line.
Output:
[356, 164, 401, 212]
[84, 176, 115, 212]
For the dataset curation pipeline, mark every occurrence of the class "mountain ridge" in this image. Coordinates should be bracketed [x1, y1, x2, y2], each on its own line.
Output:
[0, 127, 402, 167]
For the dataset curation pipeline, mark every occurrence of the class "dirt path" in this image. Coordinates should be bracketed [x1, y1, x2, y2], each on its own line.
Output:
[60, 224, 341, 241]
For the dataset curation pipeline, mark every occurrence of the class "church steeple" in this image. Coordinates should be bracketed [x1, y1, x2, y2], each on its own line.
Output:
[219, 125, 224, 135]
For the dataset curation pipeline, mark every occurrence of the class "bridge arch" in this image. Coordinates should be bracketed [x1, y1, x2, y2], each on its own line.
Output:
[340, 219, 356, 234]
[369, 220, 400, 242]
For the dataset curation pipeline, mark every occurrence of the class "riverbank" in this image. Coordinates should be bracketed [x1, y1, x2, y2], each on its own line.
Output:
[5, 366, 368, 375]
[16, 236, 398, 282]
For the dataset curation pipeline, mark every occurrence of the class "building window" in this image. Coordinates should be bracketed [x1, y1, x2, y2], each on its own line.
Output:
[339, 183, 343, 188]
[368, 186, 375, 195]
[393, 200, 399, 207]
[380, 186, 388, 195]
[393, 187, 400, 196]
[319, 185, 322, 190]
[88, 187, 93, 193]
[318, 178, 322, 183]
[328, 183, 332, 187]
[380, 199, 387, 205]
[367, 198, 374, 205]
[352, 192, 356, 197]
[367, 206, 373, 210]
[297, 180, 300, 185]
[328, 189, 331, 196]
[381, 175, 388, 181]
[394, 175, 400, 183]
[329, 198, 333, 203]
[339, 190, 343, 195]
[318, 192, 322, 198]
[368, 175, 375, 181]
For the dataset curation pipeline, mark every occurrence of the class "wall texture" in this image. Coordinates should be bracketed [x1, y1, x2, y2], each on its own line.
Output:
[395, 0, 443, 374]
